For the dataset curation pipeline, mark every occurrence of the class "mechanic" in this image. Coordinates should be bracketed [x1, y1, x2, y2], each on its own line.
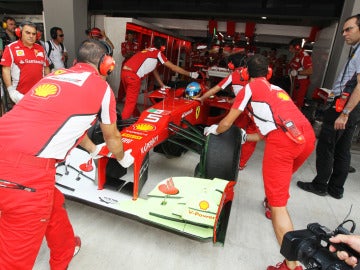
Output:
[196, 52, 258, 170]
[297, 14, 360, 200]
[0, 39, 134, 270]
[1, 21, 50, 104]
[120, 36, 199, 119]
[1, 16, 17, 48]
[288, 38, 313, 109]
[118, 30, 140, 102]
[204, 54, 315, 270]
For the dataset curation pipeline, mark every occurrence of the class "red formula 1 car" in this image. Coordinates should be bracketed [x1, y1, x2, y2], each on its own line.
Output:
[55, 79, 241, 244]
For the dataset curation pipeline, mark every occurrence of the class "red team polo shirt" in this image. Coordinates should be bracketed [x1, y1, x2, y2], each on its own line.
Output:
[217, 68, 248, 95]
[232, 77, 307, 136]
[0, 63, 117, 159]
[125, 48, 169, 78]
[288, 49, 312, 79]
[1, 40, 49, 94]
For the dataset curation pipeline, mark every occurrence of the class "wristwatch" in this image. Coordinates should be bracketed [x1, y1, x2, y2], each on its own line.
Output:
[342, 109, 350, 116]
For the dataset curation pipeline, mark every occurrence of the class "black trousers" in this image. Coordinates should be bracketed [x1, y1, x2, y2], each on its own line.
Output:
[313, 104, 360, 195]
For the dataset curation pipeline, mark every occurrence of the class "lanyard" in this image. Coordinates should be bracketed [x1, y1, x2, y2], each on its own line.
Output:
[340, 43, 360, 86]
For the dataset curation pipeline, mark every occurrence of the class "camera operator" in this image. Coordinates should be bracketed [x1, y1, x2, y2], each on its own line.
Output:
[330, 234, 360, 269]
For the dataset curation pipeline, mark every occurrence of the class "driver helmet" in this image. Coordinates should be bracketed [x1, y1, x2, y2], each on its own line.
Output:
[185, 82, 201, 99]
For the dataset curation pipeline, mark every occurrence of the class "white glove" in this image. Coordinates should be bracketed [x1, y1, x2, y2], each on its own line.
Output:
[204, 124, 219, 136]
[90, 144, 104, 159]
[189, 72, 199, 79]
[290, 69, 298, 77]
[159, 85, 170, 94]
[240, 128, 247, 144]
[118, 149, 134, 168]
[7, 86, 24, 104]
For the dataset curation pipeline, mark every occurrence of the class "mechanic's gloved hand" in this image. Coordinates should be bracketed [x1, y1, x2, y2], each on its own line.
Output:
[204, 124, 219, 136]
[290, 69, 298, 77]
[240, 128, 247, 144]
[90, 144, 104, 159]
[118, 149, 134, 168]
[7, 86, 24, 104]
[189, 72, 199, 79]
[159, 85, 170, 94]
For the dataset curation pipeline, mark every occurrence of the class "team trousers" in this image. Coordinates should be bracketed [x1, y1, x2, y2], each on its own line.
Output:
[292, 78, 310, 108]
[121, 69, 142, 119]
[0, 152, 75, 270]
[312, 105, 360, 195]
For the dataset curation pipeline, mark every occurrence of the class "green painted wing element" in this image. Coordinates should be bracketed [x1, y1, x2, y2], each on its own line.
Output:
[117, 176, 231, 240]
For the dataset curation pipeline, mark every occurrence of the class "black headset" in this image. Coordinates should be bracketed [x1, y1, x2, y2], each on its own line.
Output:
[50, 27, 61, 39]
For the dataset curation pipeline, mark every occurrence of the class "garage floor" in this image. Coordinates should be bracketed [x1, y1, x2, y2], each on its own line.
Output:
[33, 140, 360, 270]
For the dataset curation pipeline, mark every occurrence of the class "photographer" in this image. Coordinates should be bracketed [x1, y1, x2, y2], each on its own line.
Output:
[330, 234, 360, 269]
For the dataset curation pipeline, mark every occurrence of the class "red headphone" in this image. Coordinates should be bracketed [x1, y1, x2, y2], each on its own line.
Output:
[228, 61, 235, 70]
[239, 67, 273, 81]
[98, 54, 115, 76]
[15, 26, 42, 41]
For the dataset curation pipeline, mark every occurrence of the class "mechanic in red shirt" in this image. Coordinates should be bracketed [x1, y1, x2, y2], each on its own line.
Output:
[0, 39, 134, 270]
[197, 52, 258, 170]
[118, 30, 140, 102]
[1, 21, 50, 104]
[288, 38, 313, 108]
[121, 36, 199, 119]
[204, 54, 315, 270]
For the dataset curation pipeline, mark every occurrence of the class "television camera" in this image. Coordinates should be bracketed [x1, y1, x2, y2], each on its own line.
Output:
[281, 221, 360, 270]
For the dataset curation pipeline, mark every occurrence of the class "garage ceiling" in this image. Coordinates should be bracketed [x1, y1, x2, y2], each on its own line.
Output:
[0, 0, 346, 46]
[0, 0, 345, 27]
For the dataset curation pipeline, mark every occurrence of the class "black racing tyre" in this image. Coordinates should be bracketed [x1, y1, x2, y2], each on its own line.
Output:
[201, 126, 241, 181]
[153, 141, 187, 157]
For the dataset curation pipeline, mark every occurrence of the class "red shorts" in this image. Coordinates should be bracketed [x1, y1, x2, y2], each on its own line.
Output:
[263, 124, 315, 207]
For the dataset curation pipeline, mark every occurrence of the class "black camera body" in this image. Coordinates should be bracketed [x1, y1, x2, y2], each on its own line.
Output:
[281, 222, 360, 270]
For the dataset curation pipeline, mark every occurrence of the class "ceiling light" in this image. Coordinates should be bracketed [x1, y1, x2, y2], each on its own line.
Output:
[261, 16, 267, 20]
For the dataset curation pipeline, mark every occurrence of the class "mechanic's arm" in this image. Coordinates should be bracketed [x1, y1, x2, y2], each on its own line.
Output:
[2, 66, 12, 88]
[153, 69, 166, 88]
[299, 66, 313, 76]
[164, 61, 197, 78]
[335, 73, 360, 130]
[2, 65, 24, 103]
[44, 66, 50, 76]
[198, 84, 222, 103]
[217, 108, 242, 134]
[100, 122, 125, 160]
[79, 134, 96, 153]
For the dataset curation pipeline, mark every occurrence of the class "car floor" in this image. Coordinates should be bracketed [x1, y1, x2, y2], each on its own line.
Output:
[34, 139, 360, 270]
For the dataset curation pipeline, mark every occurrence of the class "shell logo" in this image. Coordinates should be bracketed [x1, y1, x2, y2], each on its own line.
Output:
[33, 83, 59, 98]
[277, 91, 291, 101]
[134, 123, 156, 131]
[199, 200, 209, 211]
